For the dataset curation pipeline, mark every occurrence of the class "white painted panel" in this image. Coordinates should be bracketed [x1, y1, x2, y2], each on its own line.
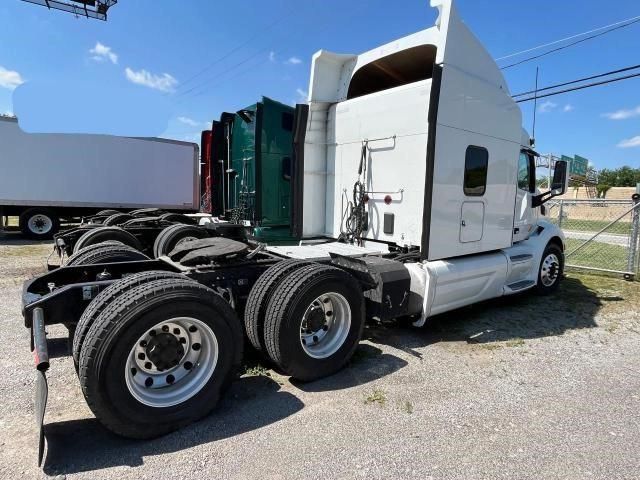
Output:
[0, 118, 198, 209]
[325, 80, 431, 247]
[428, 251, 507, 316]
[460, 201, 484, 242]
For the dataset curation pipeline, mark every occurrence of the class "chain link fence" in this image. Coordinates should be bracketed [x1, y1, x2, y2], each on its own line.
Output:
[545, 196, 640, 278]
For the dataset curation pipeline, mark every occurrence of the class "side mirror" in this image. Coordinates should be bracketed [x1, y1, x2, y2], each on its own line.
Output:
[551, 160, 568, 195]
[533, 160, 568, 207]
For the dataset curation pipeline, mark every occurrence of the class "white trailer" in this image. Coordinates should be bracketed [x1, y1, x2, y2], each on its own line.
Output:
[0, 116, 200, 238]
[22, 0, 569, 464]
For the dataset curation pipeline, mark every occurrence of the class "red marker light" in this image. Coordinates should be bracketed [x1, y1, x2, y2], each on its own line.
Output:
[384, 195, 392, 205]
[363, 194, 369, 203]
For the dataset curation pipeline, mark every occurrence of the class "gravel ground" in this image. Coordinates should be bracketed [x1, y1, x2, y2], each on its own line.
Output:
[0, 230, 639, 480]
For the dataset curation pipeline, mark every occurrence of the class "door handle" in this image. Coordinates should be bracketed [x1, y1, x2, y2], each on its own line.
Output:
[461, 220, 466, 227]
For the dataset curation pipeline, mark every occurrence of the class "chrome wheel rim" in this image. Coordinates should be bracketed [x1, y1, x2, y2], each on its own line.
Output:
[125, 317, 218, 407]
[541, 253, 560, 287]
[28, 214, 52, 234]
[300, 292, 351, 359]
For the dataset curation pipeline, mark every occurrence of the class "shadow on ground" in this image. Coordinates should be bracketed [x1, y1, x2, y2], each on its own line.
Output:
[43, 375, 304, 475]
[41, 275, 613, 475]
[366, 276, 610, 357]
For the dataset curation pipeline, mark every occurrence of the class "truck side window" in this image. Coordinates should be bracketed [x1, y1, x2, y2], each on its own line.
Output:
[517, 152, 530, 191]
[463, 146, 488, 196]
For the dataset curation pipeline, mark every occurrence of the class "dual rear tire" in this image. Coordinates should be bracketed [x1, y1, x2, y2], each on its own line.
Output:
[77, 277, 242, 439]
[244, 262, 365, 382]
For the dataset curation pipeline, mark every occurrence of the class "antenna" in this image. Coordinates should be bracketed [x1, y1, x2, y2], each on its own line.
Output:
[531, 67, 539, 146]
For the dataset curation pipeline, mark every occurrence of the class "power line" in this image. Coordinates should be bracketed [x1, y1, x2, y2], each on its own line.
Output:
[496, 14, 640, 61]
[515, 71, 640, 103]
[512, 63, 640, 98]
[176, 7, 361, 102]
[175, 8, 295, 92]
[500, 17, 640, 70]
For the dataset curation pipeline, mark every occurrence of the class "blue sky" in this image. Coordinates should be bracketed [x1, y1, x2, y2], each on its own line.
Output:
[1, 0, 639, 170]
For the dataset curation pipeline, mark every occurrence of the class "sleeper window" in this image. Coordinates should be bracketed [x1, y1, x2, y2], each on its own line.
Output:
[464, 146, 488, 196]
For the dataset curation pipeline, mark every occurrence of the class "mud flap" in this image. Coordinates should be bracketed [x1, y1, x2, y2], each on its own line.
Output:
[31, 307, 50, 466]
[35, 370, 48, 467]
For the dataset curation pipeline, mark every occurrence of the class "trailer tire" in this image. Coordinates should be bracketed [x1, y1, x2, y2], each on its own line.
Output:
[153, 224, 208, 258]
[159, 213, 198, 225]
[65, 240, 124, 265]
[73, 226, 142, 253]
[244, 259, 313, 353]
[263, 264, 365, 381]
[72, 270, 193, 371]
[19, 208, 60, 239]
[103, 213, 135, 226]
[67, 243, 149, 266]
[535, 243, 564, 295]
[79, 279, 243, 439]
[96, 209, 121, 216]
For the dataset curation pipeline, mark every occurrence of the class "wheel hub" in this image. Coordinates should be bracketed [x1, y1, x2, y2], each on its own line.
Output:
[146, 333, 184, 371]
[300, 293, 351, 359]
[305, 305, 326, 332]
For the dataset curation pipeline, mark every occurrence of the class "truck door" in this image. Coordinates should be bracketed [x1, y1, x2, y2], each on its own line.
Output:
[513, 151, 536, 243]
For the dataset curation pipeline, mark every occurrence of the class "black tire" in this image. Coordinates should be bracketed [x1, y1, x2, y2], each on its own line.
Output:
[65, 240, 124, 265]
[96, 209, 121, 216]
[19, 208, 60, 239]
[244, 259, 313, 353]
[159, 213, 198, 225]
[263, 264, 365, 381]
[73, 226, 143, 253]
[66, 243, 149, 266]
[535, 242, 564, 295]
[153, 224, 208, 258]
[103, 213, 135, 226]
[78, 279, 243, 439]
[72, 270, 192, 371]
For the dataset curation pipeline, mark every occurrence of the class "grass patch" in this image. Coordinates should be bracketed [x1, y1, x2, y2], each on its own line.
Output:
[400, 400, 413, 414]
[564, 238, 630, 271]
[242, 364, 271, 377]
[364, 388, 386, 406]
[558, 218, 631, 235]
[478, 343, 503, 351]
[505, 338, 525, 347]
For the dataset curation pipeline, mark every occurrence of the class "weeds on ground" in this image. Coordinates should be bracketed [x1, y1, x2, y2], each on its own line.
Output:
[364, 388, 387, 406]
[243, 364, 271, 377]
[505, 338, 525, 348]
[400, 400, 413, 414]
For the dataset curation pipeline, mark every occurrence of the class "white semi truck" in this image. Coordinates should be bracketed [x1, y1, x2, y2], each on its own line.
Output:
[22, 0, 568, 465]
[0, 115, 200, 239]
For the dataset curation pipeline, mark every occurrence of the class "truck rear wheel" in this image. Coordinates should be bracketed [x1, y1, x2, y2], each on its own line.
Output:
[153, 224, 208, 258]
[244, 259, 313, 353]
[66, 243, 149, 266]
[103, 213, 135, 226]
[72, 271, 193, 371]
[73, 226, 142, 253]
[263, 264, 364, 381]
[19, 208, 60, 239]
[96, 209, 121, 216]
[78, 279, 242, 439]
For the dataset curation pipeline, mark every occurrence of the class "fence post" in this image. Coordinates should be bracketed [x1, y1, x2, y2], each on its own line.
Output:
[628, 194, 640, 275]
[558, 200, 564, 229]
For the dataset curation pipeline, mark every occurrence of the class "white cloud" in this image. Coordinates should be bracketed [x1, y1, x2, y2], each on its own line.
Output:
[296, 88, 308, 102]
[125, 67, 178, 92]
[286, 56, 302, 65]
[538, 101, 557, 113]
[0, 66, 24, 90]
[563, 104, 574, 112]
[269, 51, 276, 62]
[603, 105, 640, 120]
[177, 116, 205, 127]
[89, 42, 118, 64]
[617, 136, 640, 148]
